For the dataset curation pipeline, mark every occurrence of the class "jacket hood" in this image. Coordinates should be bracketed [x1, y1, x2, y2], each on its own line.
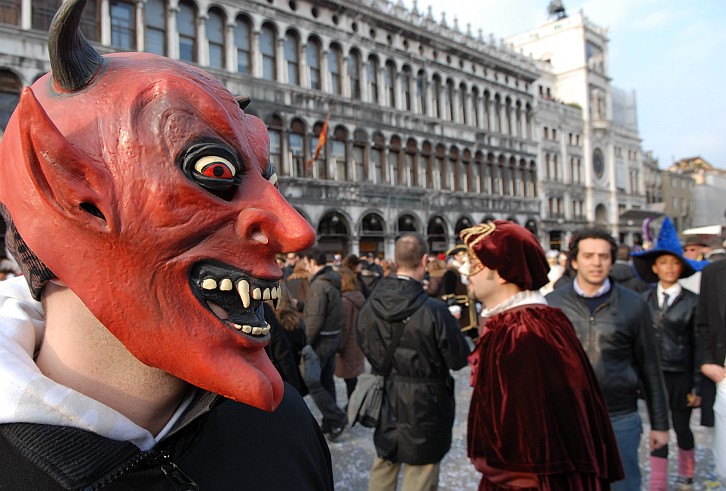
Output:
[609, 263, 638, 282]
[366, 276, 428, 322]
[311, 266, 341, 291]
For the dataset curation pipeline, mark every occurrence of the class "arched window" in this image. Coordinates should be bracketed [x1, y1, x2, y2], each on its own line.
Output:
[352, 129, 368, 181]
[462, 149, 473, 193]
[474, 152, 484, 193]
[260, 24, 277, 81]
[485, 153, 495, 194]
[332, 126, 348, 181]
[401, 66, 412, 112]
[110, 0, 136, 49]
[145, 0, 166, 55]
[384, 61, 396, 108]
[311, 120, 328, 179]
[446, 79, 455, 122]
[416, 70, 427, 115]
[289, 119, 306, 177]
[307, 38, 321, 90]
[421, 141, 432, 189]
[471, 87, 480, 127]
[432, 75, 442, 119]
[449, 146, 459, 191]
[177, 1, 197, 63]
[32, 0, 61, 32]
[404, 138, 417, 187]
[529, 161, 537, 197]
[207, 8, 225, 69]
[235, 16, 251, 74]
[284, 31, 300, 85]
[515, 101, 522, 137]
[367, 55, 379, 104]
[79, 0, 99, 41]
[371, 133, 385, 184]
[434, 145, 446, 190]
[266, 114, 283, 174]
[459, 83, 468, 125]
[388, 136, 401, 186]
[504, 97, 512, 135]
[0, 0, 21, 26]
[494, 95, 502, 133]
[0, 70, 21, 132]
[348, 50, 362, 100]
[483, 90, 491, 130]
[328, 44, 342, 95]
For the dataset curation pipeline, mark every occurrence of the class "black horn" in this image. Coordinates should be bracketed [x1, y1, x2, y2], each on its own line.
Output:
[48, 0, 103, 92]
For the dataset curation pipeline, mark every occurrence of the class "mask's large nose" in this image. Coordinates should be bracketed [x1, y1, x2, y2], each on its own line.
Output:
[236, 179, 316, 254]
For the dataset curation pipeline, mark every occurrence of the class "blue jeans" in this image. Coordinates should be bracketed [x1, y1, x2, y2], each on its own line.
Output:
[309, 335, 347, 430]
[610, 411, 643, 491]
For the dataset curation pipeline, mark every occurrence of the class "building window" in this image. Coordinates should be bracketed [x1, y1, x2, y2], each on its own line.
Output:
[332, 129, 347, 181]
[434, 146, 445, 190]
[32, 0, 61, 32]
[348, 50, 361, 100]
[471, 88, 480, 127]
[328, 45, 342, 95]
[401, 66, 412, 112]
[416, 70, 427, 115]
[145, 0, 166, 56]
[367, 56, 379, 104]
[446, 80, 455, 122]
[207, 8, 225, 69]
[432, 76, 442, 118]
[459, 84, 467, 125]
[352, 144, 365, 181]
[268, 130, 281, 173]
[384, 61, 395, 108]
[0, 70, 21, 132]
[260, 24, 277, 81]
[387, 137, 400, 186]
[371, 135, 384, 184]
[110, 0, 135, 49]
[0, 0, 21, 26]
[307, 39, 321, 90]
[284, 32, 299, 85]
[235, 17, 251, 74]
[289, 120, 306, 177]
[177, 1, 197, 63]
[311, 121, 327, 179]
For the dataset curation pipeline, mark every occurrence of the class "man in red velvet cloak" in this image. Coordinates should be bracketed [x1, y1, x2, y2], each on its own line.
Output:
[461, 220, 623, 490]
[0, 1, 332, 488]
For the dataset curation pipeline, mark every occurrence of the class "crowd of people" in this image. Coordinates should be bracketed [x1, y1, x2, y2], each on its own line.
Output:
[1, 3, 725, 489]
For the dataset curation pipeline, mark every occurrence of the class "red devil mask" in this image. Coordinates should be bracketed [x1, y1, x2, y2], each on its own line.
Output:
[0, 0, 315, 411]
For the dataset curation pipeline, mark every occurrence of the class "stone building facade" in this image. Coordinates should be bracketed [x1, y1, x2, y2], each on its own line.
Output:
[0, 0, 651, 257]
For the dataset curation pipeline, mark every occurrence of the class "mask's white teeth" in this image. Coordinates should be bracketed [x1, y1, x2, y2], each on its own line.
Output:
[252, 288, 262, 300]
[270, 287, 278, 300]
[202, 278, 217, 290]
[263, 288, 271, 300]
[242, 325, 253, 334]
[220, 278, 233, 291]
[277, 286, 282, 299]
[252, 326, 262, 335]
[261, 324, 271, 335]
[237, 280, 251, 309]
[233, 323, 242, 330]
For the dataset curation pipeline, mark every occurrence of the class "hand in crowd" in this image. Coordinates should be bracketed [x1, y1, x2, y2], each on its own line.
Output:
[701, 363, 726, 384]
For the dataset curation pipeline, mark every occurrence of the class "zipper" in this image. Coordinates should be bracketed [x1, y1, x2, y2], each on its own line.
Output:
[91, 449, 198, 490]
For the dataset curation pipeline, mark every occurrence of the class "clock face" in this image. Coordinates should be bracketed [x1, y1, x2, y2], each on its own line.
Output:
[593, 148, 604, 179]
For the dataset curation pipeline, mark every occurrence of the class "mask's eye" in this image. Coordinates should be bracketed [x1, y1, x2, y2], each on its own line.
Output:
[179, 141, 242, 201]
[195, 155, 236, 180]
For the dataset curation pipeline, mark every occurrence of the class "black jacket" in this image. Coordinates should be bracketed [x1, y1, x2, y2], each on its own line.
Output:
[610, 261, 650, 293]
[546, 281, 669, 431]
[641, 287, 700, 375]
[357, 276, 470, 465]
[0, 386, 332, 490]
[696, 260, 726, 368]
[303, 266, 343, 344]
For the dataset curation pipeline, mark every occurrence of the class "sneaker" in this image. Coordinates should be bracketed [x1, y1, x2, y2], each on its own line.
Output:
[326, 424, 346, 441]
[675, 477, 693, 491]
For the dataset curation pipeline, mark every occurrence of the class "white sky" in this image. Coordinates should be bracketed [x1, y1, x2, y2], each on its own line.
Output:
[402, 0, 726, 169]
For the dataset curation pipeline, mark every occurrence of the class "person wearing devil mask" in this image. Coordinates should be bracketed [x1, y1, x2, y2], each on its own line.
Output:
[0, 1, 332, 489]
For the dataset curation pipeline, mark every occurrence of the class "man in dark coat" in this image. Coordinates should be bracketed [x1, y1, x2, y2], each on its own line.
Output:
[461, 220, 623, 490]
[547, 228, 670, 491]
[696, 258, 726, 480]
[302, 247, 348, 439]
[357, 234, 470, 490]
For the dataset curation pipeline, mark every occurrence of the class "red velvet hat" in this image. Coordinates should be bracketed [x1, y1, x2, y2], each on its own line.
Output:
[460, 220, 550, 291]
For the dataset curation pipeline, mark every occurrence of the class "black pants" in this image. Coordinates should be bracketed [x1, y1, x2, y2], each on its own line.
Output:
[651, 371, 694, 457]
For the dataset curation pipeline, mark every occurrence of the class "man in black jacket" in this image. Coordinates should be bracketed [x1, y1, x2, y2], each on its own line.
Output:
[0, 1, 332, 488]
[357, 234, 470, 490]
[547, 228, 669, 491]
[302, 247, 348, 439]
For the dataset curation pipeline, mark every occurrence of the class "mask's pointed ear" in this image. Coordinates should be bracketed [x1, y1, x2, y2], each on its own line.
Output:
[18, 86, 114, 231]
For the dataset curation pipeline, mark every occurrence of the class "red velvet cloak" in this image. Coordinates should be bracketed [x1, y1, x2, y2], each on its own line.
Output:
[467, 304, 623, 488]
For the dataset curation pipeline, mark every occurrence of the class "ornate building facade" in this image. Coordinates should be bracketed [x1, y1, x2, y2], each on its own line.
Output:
[0, 0, 650, 257]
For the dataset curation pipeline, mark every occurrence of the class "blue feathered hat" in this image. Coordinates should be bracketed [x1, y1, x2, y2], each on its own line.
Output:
[631, 217, 706, 283]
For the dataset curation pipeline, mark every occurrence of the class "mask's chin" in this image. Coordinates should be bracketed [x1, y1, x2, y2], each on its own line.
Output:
[189, 261, 280, 337]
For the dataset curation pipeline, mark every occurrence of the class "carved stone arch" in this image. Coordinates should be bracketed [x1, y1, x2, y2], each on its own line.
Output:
[358, 210, 386, 256]
[454, 216, 474, 235]
[595, 204, 608, 225]
[397, 212, 421, 234]
[318, 209, 352, 256]
[427, 215, 449, 254]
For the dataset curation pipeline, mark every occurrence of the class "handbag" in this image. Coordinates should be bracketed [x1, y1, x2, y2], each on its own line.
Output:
[347, 317, 409, 428]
